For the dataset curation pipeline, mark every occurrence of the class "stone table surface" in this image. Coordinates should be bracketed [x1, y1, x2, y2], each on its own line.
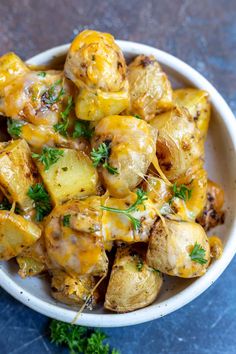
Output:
[0, 0, 235, 353]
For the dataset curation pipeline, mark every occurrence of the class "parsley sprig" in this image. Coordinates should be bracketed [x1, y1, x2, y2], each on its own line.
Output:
[37, 71, 46, 78]
[28, 183, 52, 221]
[7, 119, 24, 138]
[63, 214, 71, 227]
[50, 319, 120, 354]
[189, 242, 208, 265]
[169, 182, 192, 204]
[42, 79, 65, 105]
[136, 258, 144, 271]
[32, 147, 64, 171]
[54, 96, 74, 136]
[91, 142, 118, 175]
[73, 120, 94, 139]
[101, 189, 148, 230]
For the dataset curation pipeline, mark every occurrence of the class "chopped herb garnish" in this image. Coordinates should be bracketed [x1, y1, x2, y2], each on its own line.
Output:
[32, 147, 64, 171]
[28, 183, 52, 221]
[169, 182, 192, 204]
[42, 79, 65, 105]
[91, 142, 118, 175]
[63, 214, 71, 227]
[136, 258, 144, 271]
[189, 242, 208, 265]
[50, 319, 120, 354]
[54, 96, 74, 136]
[7, 119, 24, 137]
[134, 114, 142, 119]
[37, 71, 46, 78]
[62, 167, 68, 171]
[73, 120, 94, 139]
[101, 189, 147, 230]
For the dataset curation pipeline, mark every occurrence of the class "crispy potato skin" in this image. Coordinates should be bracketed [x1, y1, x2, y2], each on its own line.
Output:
[173, 88, 210, 140]
[127, 55, 173, 121]
[147, 219, 210, 278]
[197, 179, 225, 231]
[150, 107, 203, 181]
[0, 139, 38, 212]
[35, 148, 98, 205]
[65, 30, 129, 121]
[104, 244, 162, 312]
[92, 115, 157, 197]
[51, 269, 98, 306]
[0, 211, 41, 260]
[44, 198, 108, 277]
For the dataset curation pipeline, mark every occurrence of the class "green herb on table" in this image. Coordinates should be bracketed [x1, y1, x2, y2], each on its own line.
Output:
[50, 319, 120, 354]
[37, 71, 46, 78]
[189, 242, 208, 265]
[28, 183, 52, 221]
[7, 119, 24, 138]
[54, 96, 74, 136]
[73, 120, 94, 139]
[91, 142, 118, 175]
[63, 214, 71, 227]
[32, 147, 64, 171]
[169, 182, 192, 204]
[42, 79, 65, 105]
[101, 188, 147, 230]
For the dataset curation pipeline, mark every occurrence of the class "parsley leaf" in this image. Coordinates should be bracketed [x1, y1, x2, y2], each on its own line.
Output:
[27, 183, 52, 221]
[32, 147, 64, 171]
[91, 142, 118, 175]
[41, 79, 65, 105]
[136, 258, 144, 271]
[63, 214, 71, 227]
[189, 242, 208, 265]
[169, 182, 192, 204]
[37, 71, 46, 78]
[54, 96, 74, 136]
[101, 188, 147, 230]
[134, 114, 142, 119]
[50, 319, 120, 354]
[73, 120, 94, 139]
[7, 119, 24, 137]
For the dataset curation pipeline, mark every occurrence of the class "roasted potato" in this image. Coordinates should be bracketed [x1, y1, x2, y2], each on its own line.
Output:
[142, 175, 172, 209]
[0, 211, 41, 260]
[197, 179, 225, 231]
[0, 52, 29, 112]
[35, 148, 98, 205]
[0, 139, 38, 212]
[65, 30, 129, 121]
[51, 269, 98, 306]
[150, 107, 203, 181]
[92, 115, 157, 197]
[127, 55, 173, 121]
[174, 88, 210, 139]
[147, 219, 210, 278]
[209, 235, 223, 259]
[44, 198, 108, 277]
[104, 244, 162, 312]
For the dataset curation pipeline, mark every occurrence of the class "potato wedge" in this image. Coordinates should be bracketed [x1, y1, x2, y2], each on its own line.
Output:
[173, 88, 210, 139]
[35, 148, 98, 205]
[127, 55, 173, 121]
[147, 219, 210, 278]
[104, 244, 162, 312]
[0, 139, 38, 212]
[51, 269, 98, 306]
[0, 211, 41, 260]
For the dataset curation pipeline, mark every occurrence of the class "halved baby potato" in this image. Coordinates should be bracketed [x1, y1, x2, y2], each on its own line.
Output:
[0, 211, 41, 260]
[104, 244, 162, 313]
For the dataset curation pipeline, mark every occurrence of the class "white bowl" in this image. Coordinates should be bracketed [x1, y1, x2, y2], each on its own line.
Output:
[0, 41, 236, 328]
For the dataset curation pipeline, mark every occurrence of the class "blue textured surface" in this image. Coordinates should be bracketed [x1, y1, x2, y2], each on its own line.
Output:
[0, 0, 235, 353]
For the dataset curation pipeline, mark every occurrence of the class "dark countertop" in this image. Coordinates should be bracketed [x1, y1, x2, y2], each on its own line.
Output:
[0, 0, 235, 353]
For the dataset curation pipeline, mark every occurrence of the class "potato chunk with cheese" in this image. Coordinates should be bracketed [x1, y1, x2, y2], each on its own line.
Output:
[104, 244, 162, 312]
[0, 211, 41, 260]
[0, 139, 38, 212]
[35, 148, 98, 205]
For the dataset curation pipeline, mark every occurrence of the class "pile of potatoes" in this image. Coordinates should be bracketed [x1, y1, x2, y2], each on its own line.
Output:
[0, 30, 224, 313]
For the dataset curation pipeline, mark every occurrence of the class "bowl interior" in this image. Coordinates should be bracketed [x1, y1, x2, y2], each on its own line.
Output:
[0, 42, 236, 327]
